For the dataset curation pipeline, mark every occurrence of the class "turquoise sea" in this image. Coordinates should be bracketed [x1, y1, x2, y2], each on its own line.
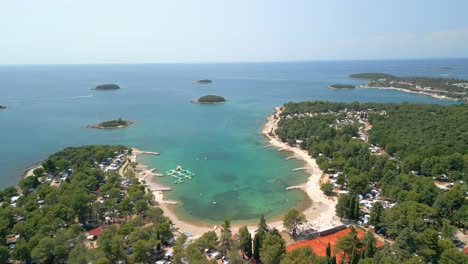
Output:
[0, 59, 465, 222]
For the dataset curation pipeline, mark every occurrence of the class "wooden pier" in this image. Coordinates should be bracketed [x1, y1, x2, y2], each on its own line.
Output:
[286, 185, 306, 190]
[150, 187, 172, 192]
[292, 167, 309, 172]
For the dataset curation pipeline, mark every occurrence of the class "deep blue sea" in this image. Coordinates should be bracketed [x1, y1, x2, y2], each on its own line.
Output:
[0, 59, 465, 222]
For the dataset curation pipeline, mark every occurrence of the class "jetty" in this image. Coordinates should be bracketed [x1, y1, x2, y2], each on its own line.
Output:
[278, 147, 289, 152]
[285, 155, 298, 160]
[264, 144, 273, 148]
[161, 200, 179, 205]
[286, 185, 306, 190]
[292, 167, 309, 172]
[150, 187, 172, 192]
[136, 150, 160, 155]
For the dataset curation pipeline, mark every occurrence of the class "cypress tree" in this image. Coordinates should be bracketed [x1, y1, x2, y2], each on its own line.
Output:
[349, 197, 355, 219]
[354, 199, 360, 220]
[156, 231, 161, 251]
[246, 234, 252, 259]
[330, 255, 336, 264]
[326, 242, 331, 258]
[350, 248, 359, 264]
[253, 233, 261, 262]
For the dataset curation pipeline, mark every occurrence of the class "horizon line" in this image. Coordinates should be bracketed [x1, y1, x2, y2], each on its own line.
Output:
[1, 57, 467, 66]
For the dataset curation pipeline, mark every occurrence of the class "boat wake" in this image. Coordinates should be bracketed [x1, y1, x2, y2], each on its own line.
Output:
[8, 95, 94, 103]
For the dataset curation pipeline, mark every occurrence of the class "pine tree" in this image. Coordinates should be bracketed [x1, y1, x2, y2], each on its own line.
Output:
[239, 226, 252, 259]
[219, 219, 232, 255]
[257, 214, 269, 234]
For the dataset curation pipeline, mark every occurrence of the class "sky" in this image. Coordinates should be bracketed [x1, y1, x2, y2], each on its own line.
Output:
[1, 0, 468, 64]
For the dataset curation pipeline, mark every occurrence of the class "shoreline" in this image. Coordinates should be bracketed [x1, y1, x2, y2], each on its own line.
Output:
[359, 85, 460, 101]
[190, 100, 226, 104]
[132, 107, 340, 238]
[261, 107, 340, 231]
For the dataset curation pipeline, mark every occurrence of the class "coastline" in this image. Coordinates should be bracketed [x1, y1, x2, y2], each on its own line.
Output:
[359, 85, 459, 101]
[261, 107, 340, 231]
[132, 107, 340, 238]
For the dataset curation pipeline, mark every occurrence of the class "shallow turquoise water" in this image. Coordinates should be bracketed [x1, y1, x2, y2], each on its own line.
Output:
[0, 60, 464, 222]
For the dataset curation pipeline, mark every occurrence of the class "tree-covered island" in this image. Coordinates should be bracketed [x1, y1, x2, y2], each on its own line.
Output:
[88, 118, 133, 129]
[194, 79, 213, 84]
[191, 95, 226, 104]
[328, 84, 356, 89]
[0, 105, 6, 109]
[351, 73, 468, 101]
[92, 84, 120, 90]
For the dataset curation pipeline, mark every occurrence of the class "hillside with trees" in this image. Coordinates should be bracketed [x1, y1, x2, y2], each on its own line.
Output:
[353, 73, 468, 100]
[275, 101, 468, 263]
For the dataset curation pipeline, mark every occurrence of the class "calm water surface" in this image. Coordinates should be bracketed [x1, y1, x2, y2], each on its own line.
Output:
[0, 59, 465, 222]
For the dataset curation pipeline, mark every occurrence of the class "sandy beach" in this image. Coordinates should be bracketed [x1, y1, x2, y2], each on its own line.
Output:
[130, 108, 340, 239]
[359, 85, 458, 101]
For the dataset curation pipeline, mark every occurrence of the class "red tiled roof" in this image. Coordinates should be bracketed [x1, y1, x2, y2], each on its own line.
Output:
[87, 227, 103, 237]
[463, 247, 468, 255]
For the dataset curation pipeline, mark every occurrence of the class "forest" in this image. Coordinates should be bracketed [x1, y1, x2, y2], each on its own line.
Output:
[275, 101, 468, 263]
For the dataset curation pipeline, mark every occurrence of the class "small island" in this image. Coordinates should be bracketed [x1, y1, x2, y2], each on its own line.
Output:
[440, 67, 454, 70]
[88, 118, 133, 129]
[349, 73, 396, 79]
[92, 84, 120, 90]
[0, 105, 6, 109]
[328, 84, 356, 89]
[191, 95, 226, 104]
[194, 79, 213, 84]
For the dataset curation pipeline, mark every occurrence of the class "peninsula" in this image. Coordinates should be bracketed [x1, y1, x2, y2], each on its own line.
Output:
[328, 84, 356, 89]
[352, 72, 468, 100]
[92, 84, 120, 90]
[88, 118, 133, 129]
[194, 79, 212, 84]
[349, 73, 396, 79]
[191, 95, 226, 104]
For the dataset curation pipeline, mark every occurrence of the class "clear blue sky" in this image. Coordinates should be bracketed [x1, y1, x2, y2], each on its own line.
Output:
[2, 0, 468, 64]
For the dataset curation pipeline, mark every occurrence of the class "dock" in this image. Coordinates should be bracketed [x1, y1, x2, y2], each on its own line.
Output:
[263, 144, 273, 148]
[161, 200, 179, 205]
[292, 167, 309, 172]
[137, 151, 160, 155]
[150, 187, 172, 192]
[285, 155, 298, 160]
[286, 185, 306, 190]
[278, 147, 289, 152]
